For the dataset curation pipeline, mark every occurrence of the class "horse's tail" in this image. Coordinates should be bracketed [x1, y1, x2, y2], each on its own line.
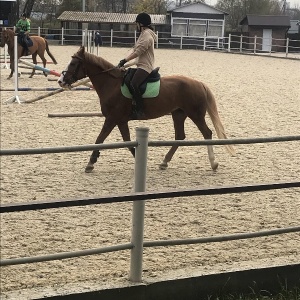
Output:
[44, 39, 58, 64]
[203, 83, 236, 156]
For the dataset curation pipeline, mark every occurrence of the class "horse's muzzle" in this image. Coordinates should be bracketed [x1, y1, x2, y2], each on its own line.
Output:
[57, 79, 71, 90]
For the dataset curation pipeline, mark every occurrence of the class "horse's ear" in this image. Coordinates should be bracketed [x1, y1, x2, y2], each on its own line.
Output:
[79, 46, 85, 54]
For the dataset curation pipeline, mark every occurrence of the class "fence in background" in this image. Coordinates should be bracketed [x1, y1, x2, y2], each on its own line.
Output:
[1, 27, 299, 60]
[1, 129, 300, 283]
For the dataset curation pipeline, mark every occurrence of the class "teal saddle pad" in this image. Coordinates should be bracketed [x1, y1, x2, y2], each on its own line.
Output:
[121, 80, 160, 99]
[120, 68, 161, 99]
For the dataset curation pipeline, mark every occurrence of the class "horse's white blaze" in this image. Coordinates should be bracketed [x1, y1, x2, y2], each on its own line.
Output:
[57, 60, 71, 86]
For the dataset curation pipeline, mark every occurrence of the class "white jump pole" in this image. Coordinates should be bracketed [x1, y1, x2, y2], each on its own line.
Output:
[19, 59, 61, 77]
[129, 127, 149, 282]
[24, 78, 91, 104]
[2, 44, 9, 69]
[4, 36, 24, 104]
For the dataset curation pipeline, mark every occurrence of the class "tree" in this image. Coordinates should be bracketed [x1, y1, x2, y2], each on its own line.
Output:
[215, 0, 282, 31]
[56, 0, 81, 15]
[132, 0, 168, 14]
[286, 4, 300, 20]
[23, 0, 36, 17]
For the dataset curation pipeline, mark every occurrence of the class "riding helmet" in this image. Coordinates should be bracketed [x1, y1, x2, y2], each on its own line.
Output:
[21, 13, 26, 18]
[135, 13, 151, 26]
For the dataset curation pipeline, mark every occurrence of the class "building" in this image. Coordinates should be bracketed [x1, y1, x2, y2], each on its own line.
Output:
[239, 15, 291, 52]
[57, 11, 167, 32]
[167, 2, 228, 39]
[57, 3, 228, 48]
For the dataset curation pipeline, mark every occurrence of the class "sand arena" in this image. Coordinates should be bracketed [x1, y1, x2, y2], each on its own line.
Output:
[0, 45, 299, 298]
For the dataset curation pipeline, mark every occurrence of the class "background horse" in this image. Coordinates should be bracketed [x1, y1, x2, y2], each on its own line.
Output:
[0, 28, 57, 79]
[58, 46, 235, 173]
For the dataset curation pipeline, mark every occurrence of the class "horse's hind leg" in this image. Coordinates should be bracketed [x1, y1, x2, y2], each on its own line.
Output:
[30, 53, 38, 78]
[190, 116, 218, 171]
[159, 109, 187, 170]
[39, 54, 48, 77]
[85, 118, 117, 173]
[118, 122, 135, 157]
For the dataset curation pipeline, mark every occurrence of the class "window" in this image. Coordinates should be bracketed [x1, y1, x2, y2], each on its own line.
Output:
[171, 18, 224, 38]
[189, 20, 206, 37]
[172, 18, 188, 36]
[207, 20, 223, 37]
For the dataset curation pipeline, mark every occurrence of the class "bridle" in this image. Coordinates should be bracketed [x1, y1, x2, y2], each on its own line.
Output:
[62, 54, 123, 85]
[61, 55, 86, 85]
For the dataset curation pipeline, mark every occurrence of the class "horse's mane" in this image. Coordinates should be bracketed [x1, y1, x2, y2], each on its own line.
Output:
[83, 51, 114, 70]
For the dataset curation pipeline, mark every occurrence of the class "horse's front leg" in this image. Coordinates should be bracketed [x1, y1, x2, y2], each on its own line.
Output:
[85, 118, 117, 173]
[7, 60, 13, 79]
[7, 69, 13, 79]
[118, 122, 135, 157]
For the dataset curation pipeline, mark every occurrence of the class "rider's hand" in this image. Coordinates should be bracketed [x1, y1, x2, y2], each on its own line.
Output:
[117, 59, 127, 68]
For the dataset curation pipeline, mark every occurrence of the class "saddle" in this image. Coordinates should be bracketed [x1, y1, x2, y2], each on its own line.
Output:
[121, 67, 161, 98]
[17, 32, 33, 48]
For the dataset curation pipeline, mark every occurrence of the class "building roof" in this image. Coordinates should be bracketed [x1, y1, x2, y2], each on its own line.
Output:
[240, 15, 290, 27]
[57, 11, 167, 25]
[168, 2, 228, 15]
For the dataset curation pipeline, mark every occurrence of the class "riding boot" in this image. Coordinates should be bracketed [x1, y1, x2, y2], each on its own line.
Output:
[24, 47, 29, 56]
[131, 89, 144, 120]
[23, 36, 29, 56]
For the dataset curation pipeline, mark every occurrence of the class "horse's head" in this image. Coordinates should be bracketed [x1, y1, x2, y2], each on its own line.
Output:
[58, 46, 87, 88]
[0, 29, 11, 47]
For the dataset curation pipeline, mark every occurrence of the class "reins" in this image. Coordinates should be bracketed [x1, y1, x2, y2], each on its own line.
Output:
[72, 54, 124, 79]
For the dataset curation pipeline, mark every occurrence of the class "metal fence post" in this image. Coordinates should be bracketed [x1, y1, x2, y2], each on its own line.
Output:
[285, 37, 289, 57]
[110, 29, 113, 47]
[61, 27, 64, 45]
[240, 34, 243, 52]
[228, 34, 231, 52]
[129, 127, 149, 282]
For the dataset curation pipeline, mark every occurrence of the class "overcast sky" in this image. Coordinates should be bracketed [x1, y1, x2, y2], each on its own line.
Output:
[206, 0, 300, 8]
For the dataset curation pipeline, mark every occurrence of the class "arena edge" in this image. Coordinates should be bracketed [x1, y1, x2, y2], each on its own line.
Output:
[30, 263, 300, 299]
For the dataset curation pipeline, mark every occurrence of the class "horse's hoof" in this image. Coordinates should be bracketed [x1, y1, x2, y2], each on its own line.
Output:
[85, 164, 94, 173]
[159, 162, 168, 170]
[29, 75, 33, 78]
[212, 162, 219, 171]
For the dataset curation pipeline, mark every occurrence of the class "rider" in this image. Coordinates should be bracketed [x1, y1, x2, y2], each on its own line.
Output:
[16, 13, 31, 55]
[117, 12, 157, 119]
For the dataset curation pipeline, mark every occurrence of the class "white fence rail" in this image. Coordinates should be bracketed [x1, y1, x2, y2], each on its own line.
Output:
[1, 27, 299, 60]
[1, 129, 300, 284]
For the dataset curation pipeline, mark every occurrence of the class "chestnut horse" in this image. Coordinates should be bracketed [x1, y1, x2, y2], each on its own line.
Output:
[0, 28, 57, 79]
[58, 46, 235, 173]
